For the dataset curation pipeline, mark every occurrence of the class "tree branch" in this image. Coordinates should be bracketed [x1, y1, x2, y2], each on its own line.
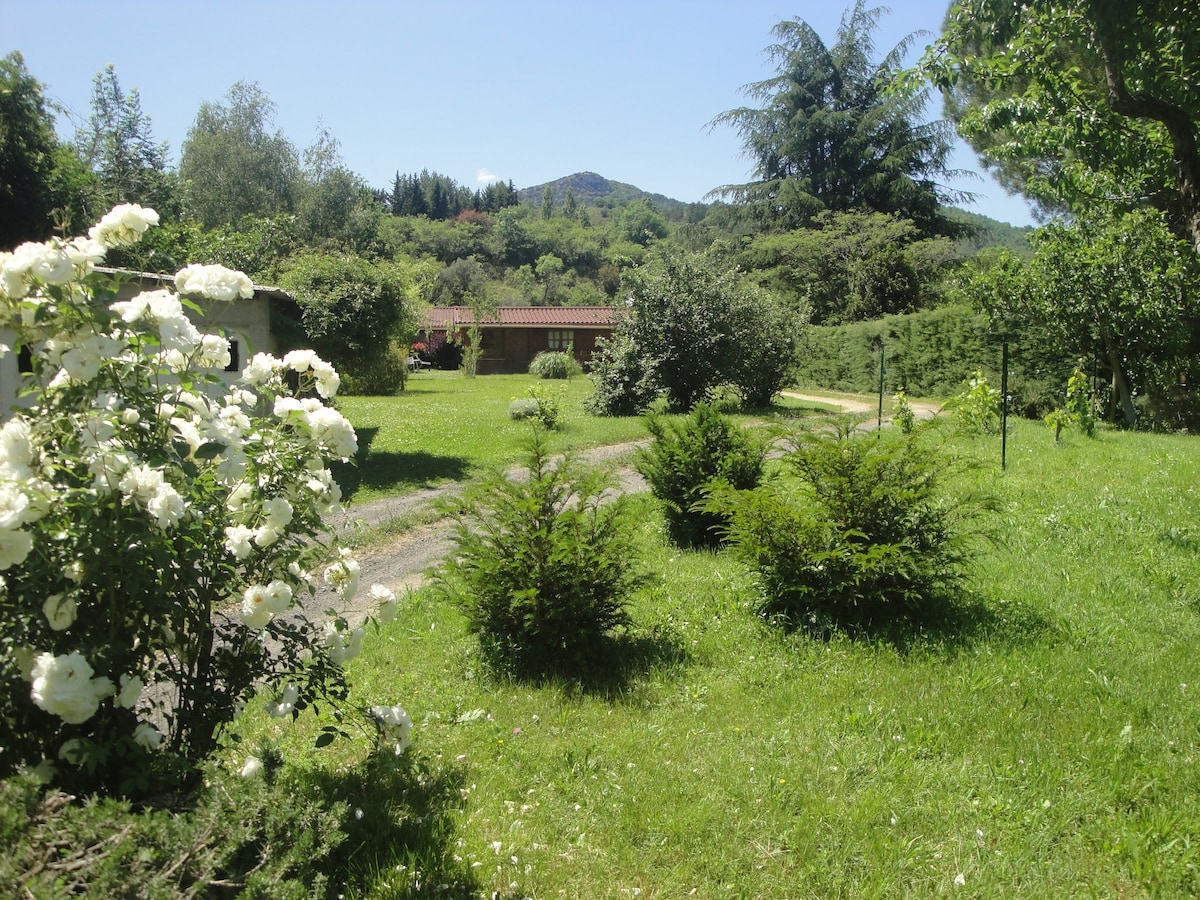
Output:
[1093, 21, 1200, 252]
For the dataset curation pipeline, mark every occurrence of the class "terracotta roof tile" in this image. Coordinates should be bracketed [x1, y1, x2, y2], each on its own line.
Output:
[424, 306, 618, 329]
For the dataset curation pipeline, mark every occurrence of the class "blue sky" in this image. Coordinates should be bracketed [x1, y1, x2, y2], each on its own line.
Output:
[3, 0, 1037, 227]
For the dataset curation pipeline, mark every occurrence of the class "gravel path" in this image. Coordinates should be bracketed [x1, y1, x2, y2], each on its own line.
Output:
[318, 440, 651, 623]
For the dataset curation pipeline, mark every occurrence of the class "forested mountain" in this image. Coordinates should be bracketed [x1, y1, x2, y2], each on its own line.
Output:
[518, 172, 693, 219]
[944, 208, 1034, 258]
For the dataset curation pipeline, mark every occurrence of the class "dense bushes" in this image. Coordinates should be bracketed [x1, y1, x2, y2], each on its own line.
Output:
[339, 343, 410, 395]
[635, 404, 766, 548]
[433, 434, 646, 678]
[587, 251, 805, 414]
[529, 350, 581, 380]
[792, 304, 1074, 416]
[714, 420, 997, 629]
[279, 253, 417, 389]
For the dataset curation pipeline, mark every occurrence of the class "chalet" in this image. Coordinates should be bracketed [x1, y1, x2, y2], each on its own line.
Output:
[419, 306, 619, 375]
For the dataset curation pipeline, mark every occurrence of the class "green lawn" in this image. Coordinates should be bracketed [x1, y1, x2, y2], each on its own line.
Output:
[331, 372, 640, 503]
[332, 371, 827, 505]
[9, 384, 1200, 897]
[250, 416, 1200, 897]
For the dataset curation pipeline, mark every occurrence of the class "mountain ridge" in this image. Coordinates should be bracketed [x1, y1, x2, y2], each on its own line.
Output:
[517, 171, 693, 216]
[517, 171, 1034, 240]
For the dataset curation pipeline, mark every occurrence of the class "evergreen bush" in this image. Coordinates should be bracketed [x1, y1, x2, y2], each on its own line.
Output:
[433, 433, 646, 678]
[714, 420, 996, 629]
[635, 404, 766, 548]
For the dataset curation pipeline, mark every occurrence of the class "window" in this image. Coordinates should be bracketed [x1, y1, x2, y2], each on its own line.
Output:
[547, 329, 574, 351]
[478, 329, 504, 358]
[225, 338, 240, 373]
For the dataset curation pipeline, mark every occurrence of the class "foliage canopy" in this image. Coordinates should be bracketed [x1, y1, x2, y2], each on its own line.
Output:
[925, 0, 1200, 251]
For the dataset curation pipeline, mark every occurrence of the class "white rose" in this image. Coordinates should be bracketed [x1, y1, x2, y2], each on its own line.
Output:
[223, 525, 255, 560]
[370, 704, 413, 752]
[132, 722, 163, 750]
[197, 333, 232, 369]
[0, 418, 34, 478]
[240, 353, 278, 386]
[371, 584, 398, 624]
[0, 483, 30, 529]
[30, 652, 115, 724]
[263, 579, 293, 613]
[306, 406, 358, 460]
[261, 496, 293, 529]
[252, 524, 281, 548]
[158, 314, 202, 353]
[116, 674, 144, 709]
[0, 527, 33, 570]
[323, 552, 361, 601]
[240, 584, 275, 630]
[175, 263, 254, 302]
[282, 349, 316, 371]
[266, 683, 300, 718]
[42, 593, 77, 631]
[89, 203, 159, 249]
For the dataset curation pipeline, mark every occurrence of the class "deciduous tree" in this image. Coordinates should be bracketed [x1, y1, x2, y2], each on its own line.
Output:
[587, 252, 804, 413]
[0, 52, 93, 245]
[278, 253, 418, 382]
[973, 209, 1199, 427]
[924, 0, 1200, 251]
[178, 82, 301, 229]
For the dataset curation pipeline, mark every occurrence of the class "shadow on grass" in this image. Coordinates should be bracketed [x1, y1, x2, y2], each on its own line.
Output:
[764, 589, 1064, 656]
[332, 427, 470, 501]
[477, 624, 693, 702]
[0, 752, 479, 897]
[299, 752, 479, 898]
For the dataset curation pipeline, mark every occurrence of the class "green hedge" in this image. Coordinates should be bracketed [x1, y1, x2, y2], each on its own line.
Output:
[793, 305, 1075, 415]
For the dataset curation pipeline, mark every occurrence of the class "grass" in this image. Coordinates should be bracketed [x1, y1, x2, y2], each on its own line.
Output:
[332, 371, 829, 505]
[9, 384, 1200, 897]
[235, 417, 1200, 897]
[331, 371, 643, 504]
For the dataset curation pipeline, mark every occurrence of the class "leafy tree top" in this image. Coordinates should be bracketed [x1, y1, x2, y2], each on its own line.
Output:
[921, 0, 1200, 252]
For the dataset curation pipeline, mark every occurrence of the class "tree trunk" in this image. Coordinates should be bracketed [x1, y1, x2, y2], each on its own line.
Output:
[1102, 331, 1137, 427]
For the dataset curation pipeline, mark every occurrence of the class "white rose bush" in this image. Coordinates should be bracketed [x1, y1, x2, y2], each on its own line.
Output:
[0, 205, 404, 795]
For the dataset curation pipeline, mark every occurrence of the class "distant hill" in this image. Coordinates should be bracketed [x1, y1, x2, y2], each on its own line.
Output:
[518, 172, 1034, 250]
[945, 207, 1035, 258]
[518, 172, 692, 217]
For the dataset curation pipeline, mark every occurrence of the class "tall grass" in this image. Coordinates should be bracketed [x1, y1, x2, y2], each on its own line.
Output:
[230, 419, 1200, 897]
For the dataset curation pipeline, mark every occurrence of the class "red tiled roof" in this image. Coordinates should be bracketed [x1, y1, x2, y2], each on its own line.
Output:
[424, 306, 618, 329]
